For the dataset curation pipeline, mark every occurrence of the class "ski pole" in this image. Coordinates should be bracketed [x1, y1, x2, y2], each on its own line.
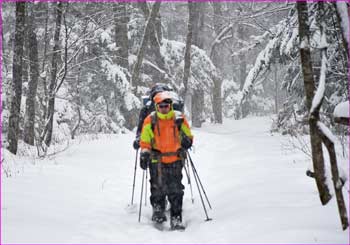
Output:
[145, 169, 148, 206]
[190, 159, 212, 221]
[183, 159, 194, 204]
[186, 158, 194, 204]
[187, 151, 212, 209]
[138, 170, 145, 222]
[130, 149, 139, 205]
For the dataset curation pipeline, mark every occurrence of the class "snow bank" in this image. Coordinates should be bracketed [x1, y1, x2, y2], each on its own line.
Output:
[2, 117, 349, 243]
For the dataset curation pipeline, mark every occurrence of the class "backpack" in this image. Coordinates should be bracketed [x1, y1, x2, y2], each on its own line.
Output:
[136, 89, 184, 139]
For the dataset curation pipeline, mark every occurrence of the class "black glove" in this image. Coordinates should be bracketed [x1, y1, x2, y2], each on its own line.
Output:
[181, 135, 192, 150]
[140, 151, 150, 170]
[175, 117, 184, 128]
[133, 138, 140, 150]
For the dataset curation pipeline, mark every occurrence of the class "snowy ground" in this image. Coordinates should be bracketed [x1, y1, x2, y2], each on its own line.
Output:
[2, 116, 349, 244]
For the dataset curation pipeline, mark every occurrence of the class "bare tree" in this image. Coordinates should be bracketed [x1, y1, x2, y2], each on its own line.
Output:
[42, 2, 64, 147]
[137, 1, 167, 83]
[181, 1, 195, 103]
[24, 4, 39, 146]
[333, 2, 349, 58]
[131, 2, 162, 89]
[7, 2, 26, 154]
[297, 1, 331, 206]
[313, 2, 348, 230]
[37, 2, 50, 124]
[114, 2, 129, 69]
[190, 3, 205, 127]
[210, 2, 223, 123]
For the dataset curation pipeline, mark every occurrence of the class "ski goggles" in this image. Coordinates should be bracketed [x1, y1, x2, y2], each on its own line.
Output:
[157, 103, 171, 109]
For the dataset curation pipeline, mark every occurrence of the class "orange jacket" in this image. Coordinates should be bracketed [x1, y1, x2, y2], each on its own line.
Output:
[140, 110, 193, 164]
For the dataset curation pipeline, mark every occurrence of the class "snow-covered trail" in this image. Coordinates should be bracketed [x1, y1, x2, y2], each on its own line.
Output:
[2, 117, 349, 244]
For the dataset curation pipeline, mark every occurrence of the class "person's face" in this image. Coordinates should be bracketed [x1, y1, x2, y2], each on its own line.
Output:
[157, 102, 171, 114]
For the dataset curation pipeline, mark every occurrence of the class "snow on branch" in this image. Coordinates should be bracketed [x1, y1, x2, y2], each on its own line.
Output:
[236, 9, 298, 108]
[334, 101, 349, 119]
[334, 101, 349, 126]
[231, 31, 271, 57]
[210, 23, 234, 58]
[236, 24, 284, 105]
[161, 39, 217, 91]
[317, 121, 337, 144]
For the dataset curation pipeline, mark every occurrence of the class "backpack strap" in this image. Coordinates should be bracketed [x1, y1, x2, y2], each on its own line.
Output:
[174, 110, 184, 134]
[150, 112, 160, 136]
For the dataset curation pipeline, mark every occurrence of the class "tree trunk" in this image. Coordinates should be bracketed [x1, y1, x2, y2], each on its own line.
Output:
[137, 1, 167, 83]
[114, 2, 129, 69]
[333, 2, 349, 59]
[38, 2, 49, 124]
[43, 2, 63, 147]
[296, 1, 331, 205]
[315, 1, 348, 230]
[182, 1, 195, 103]
[332, 3, 349, 80]
[191, 2, 201, 49]
[190, 2, 204, 127]
[192, 89, 204, 127]
[24, 5, 39, 146]
[237, 18, 249, 119]
[71, 107, 81, 140]
[211, 2, 223, 124]
[113, 2, 138, 130]
[22, 6, 29, 93]
[196, 3, 205, 50]
[334, 117, 349, 125]
[274, 65, 278, 114]
[317, 125, 349, 230]
[238, 21, 247, 90]
[150, 12, 164, 72]
[7, 2, 26, 154]
[131, 1, 161, 89]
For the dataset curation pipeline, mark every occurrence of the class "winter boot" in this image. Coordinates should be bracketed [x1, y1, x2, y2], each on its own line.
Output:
[152, 205, 167, 223]
[170, 215, 185, 230]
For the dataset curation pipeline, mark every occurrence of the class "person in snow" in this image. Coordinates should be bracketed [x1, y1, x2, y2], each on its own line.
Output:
[139, 91, 193, 230]
[133, 83, 174, 150]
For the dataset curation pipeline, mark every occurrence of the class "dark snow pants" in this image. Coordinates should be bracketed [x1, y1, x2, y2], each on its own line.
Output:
[149, 160, 184, 218]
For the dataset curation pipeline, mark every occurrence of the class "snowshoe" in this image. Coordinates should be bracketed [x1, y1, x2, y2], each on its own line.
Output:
[170, 215, 186, 231]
